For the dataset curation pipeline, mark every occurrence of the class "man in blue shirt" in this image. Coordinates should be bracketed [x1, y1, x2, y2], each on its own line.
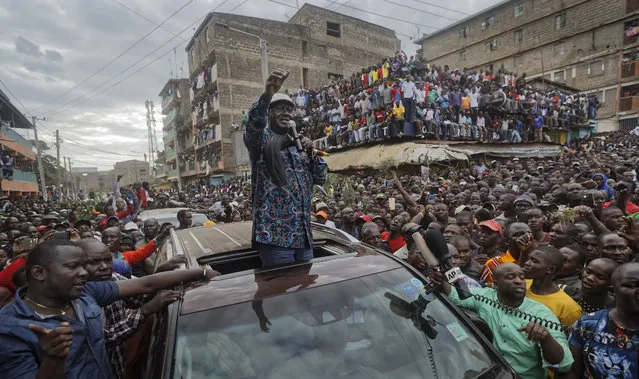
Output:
[244, 69, 327, 267]
[0, 239, 218, 379]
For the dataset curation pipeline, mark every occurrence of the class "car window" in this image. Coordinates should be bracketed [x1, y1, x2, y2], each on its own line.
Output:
[173, 268, 497, 378]
[140, 212, 209, 227]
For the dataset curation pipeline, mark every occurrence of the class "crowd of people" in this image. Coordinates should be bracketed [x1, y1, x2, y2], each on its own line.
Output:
[276, 52, 601, 150]
[0, 65, 634, 378]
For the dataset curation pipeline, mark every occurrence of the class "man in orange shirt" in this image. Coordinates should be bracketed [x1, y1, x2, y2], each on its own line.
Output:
[481, 222, 534, 283]
[102, 227, 168, 267]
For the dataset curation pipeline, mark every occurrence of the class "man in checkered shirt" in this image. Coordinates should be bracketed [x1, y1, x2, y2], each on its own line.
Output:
[79, 239, 183, 379]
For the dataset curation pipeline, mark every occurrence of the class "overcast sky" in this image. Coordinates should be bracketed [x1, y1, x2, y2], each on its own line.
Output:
[0, 0, 501, 170]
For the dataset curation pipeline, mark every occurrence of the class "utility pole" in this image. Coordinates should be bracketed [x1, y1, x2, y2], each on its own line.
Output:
[68, 157, 75, 199]
[55, 130, 61, 191]
[32, 116, 47, 201]
[63, 156, 68, 201]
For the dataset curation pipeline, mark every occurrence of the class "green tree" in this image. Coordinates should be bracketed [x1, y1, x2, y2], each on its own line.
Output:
[29, 139, 64, 186]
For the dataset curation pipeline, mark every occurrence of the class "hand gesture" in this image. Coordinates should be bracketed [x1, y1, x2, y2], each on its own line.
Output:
[116, 175, 124, 182]
[517, 322, 551, 342]
[515, 232, 536, 252]
[618, 217, 639, 250]
[300, 136, 313, 156]
[157, 225, 172, 242]
[573, 205, 594, 220]
[265, 69, 289, 97]
[140, 290, 182, 316]
[156, 255, 188, 272]
[204, 268, 221, 279]
[28, 322, 74, 360]
[67, 228, 81, 242]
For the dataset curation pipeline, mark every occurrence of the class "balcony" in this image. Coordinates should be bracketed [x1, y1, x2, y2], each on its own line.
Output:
[167, 169, 178, 179]
[619, 96, 639, 112]
[161, 93, 181, 114]
[181, 161, 198, 177]
[165, 150, 177, 162]
[195, 124, 222, 150]
[622, 61, 639, 79]
[0, 126, 36, 161]
[163, 128, 176, 143]
[163, 109, 180, 127]
[2, 168, 37, 183]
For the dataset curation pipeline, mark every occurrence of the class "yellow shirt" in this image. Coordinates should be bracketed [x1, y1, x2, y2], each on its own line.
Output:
[382, 63, 390, 79]
[324, 125, 332, 136]
[392, 105, 405, 120]
[371, 70, 379, 83]
[525, 280, 582, 327]
[461, 96, 471, 109]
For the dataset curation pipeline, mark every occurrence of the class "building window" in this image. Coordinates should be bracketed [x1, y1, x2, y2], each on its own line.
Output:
[554, 70, 565, 82]
[327, 72, 343, 80]
[459, 50, 467, 62]
[459, 26, 469, 39]
[481, 15, 495, 30]
[205, 27, 210, 43]
[554, 41, 565, 56]
[302, 67, 309, 89]
[302, 40, 308, 56]
[487, 39, 497, 51]
[514, 29, 523, 44]
[514, 4, 524, 17]
[513, 55, 522, 67]
[555, 13, 566, 29]
[589, 60, 605, 75]
[327, 22, 341, 38]
[624, 19, 639, 45]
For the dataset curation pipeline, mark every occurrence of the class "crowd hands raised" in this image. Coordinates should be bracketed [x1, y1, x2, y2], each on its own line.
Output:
[308, 130, 639, 378]
[272, 51, 600, 150]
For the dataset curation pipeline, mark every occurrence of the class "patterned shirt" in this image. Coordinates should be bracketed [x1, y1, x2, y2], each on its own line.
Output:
[569, 309, 638, 378]
[104, 273, 149, 379]
[245, 94, 327, 248]
[481, 251, 517, 283]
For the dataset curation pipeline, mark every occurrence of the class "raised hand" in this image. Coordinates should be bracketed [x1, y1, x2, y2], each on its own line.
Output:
[265, 69, 289, 97]
[140, 290, 182, 316]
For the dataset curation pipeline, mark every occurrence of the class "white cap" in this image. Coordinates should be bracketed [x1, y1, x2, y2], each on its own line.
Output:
[269, 93, 294, 109]
[124, 222, 138, 231]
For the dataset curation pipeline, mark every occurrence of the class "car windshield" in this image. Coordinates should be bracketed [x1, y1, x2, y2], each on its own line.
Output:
[140, 212, 209, 227]
[174, 268, 497, 378]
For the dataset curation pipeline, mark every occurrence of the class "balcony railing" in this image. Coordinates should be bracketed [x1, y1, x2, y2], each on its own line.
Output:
[621, 61, 639, 79]
[163, 109, 180, 126]
[0, 126, 34, 151]
[165, 150, 177, 161]
[619, 96, 639, 112]
[167, 169, 178, 178]
[163, 128, 176, 142]
[2, 168, 37, 183]
[162, 93, 181, 114]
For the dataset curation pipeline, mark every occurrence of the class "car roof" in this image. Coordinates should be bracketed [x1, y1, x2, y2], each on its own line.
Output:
[138, 207, 192, 217]
[173, 221, 358, 258]
[180, 253, 403, 315]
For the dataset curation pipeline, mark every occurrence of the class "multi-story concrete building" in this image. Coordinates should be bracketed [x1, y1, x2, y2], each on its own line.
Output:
[113, 159, 149, 187]
[158, 78, 194, 188]
[0, 89, 39, 199]
[186, 3, 400, 176]
[415, 0, 639, 131]
[70, 167, 114, 193]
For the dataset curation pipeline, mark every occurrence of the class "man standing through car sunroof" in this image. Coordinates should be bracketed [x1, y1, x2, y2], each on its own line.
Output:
[245, 68, 327, 267]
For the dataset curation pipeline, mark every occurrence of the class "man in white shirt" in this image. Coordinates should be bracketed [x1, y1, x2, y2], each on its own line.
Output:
[400, 77, 417, 121]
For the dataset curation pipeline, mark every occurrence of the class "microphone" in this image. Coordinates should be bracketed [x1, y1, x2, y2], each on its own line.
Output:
[286, 120, 304, 152]
[424, 229, 471, 300]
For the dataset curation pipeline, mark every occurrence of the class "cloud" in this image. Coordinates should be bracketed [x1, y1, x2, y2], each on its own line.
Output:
[15, 36, 43, 57]
[0, 0, 503, 170]
[45, 49, 63, 62]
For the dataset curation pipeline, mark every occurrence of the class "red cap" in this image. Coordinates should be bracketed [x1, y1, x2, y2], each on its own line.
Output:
[359, 215, 373, 223]
[36, 225, 47, 232]
[479, 220, 503, 235]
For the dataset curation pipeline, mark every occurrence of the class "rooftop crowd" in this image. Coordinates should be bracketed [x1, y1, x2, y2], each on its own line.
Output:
[275, 52, 601, 149]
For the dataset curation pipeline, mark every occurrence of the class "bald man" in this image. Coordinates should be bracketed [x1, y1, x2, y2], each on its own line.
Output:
[433, 263, 573, 378]
[569, 262, 639, 378]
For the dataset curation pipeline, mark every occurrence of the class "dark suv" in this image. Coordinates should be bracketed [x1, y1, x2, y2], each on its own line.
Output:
[138, 222, 516, 379]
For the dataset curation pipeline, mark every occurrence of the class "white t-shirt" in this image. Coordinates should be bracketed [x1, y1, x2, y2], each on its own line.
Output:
[401, 81, 416, 99]
[469, 92, 478, 108]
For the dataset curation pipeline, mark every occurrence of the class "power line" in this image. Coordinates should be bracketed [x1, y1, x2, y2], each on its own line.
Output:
[410, 0, 470, 16]
[0, 78, 32, 116]
[228, 0, 250, 12]
[35, 0, 198, 113]
[45, 0, 232, 118]
[107, 0, 188, 40]
[380, 0, 460, 22]
[271, 0, 440, 30]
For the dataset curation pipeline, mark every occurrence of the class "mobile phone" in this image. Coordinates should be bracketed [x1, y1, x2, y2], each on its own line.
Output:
[389, 198, 396, 211]
[52, 231, 70, 240]
[16, 237, 39, 252]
